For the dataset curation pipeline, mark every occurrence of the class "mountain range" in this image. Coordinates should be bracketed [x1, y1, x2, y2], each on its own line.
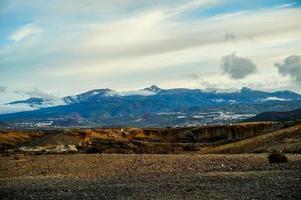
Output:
[1, 85, 301, 127]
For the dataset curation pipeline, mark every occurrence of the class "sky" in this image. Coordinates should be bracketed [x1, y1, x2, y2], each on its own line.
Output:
[0, 0, 301, 104]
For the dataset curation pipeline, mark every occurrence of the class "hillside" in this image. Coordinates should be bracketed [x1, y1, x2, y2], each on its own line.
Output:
[0, 121, 9, 128]
[247, 108, 301, 122]
[199, 123, 301, 154]
[1, 122, 300, 154]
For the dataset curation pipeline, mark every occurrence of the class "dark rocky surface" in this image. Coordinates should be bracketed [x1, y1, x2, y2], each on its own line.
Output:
[0, 154, 301, 199]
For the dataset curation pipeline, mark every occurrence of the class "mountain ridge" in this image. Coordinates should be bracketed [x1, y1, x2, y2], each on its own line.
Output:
[1, 86, 301, 127]
[6, 85, 301, 107]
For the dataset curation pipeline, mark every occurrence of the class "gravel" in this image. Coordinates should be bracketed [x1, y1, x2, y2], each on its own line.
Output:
[0, 154, 301, 199]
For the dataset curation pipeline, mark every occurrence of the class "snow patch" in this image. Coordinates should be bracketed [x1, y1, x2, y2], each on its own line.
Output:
[262, 97, 291, 101]
[193, 115, 204, 119]
[177, 115, 187, 119]
[212, 99, 225, 103]
[204, 88, 240, 93]
[105, 90, 156, 97]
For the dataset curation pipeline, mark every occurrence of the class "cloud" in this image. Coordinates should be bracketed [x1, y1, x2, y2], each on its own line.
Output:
[224, 33, 236, 41]
[11, 88, 65, 109]
[15, 88, 59, 99]
[9, 24, 42, 42]
[186, 74, 199, 80]
[189, 71, 291, 92]
[0, 104, 36, 115]
[275, 55, 301, 83]
[165, 0, 220, 17]
[221, 53, 256, 79]
[274, 3, 296, 9]
[0, 86, 7, 93]
[1, 1, 301, 96]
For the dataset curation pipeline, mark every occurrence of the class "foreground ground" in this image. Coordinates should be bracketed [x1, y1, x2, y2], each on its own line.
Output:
[0, 154, 300, 199]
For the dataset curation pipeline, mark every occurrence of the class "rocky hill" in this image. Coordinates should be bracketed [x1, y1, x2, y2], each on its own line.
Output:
[247, 108, 301, 122]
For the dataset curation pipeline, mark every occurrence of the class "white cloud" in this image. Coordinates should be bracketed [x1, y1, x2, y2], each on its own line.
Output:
[0, 103, 37, 114]
[1, 1, 301, 98]
[165, 0, 220, 17]
[59, 8, 301, 67]
[0, 88, 65, 114]
[189, 70, 292, 92]
[9, 24, 42, 42]
[14, 88, 60, 100]
[274, 3, 296, 9]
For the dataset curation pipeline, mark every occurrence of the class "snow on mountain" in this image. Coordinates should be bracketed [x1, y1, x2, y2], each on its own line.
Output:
[2, 86, 301, 116]
[203, 88, 241, 93]
[105, 90, 156, 97]
[105, 85, 161, 97]
[261, 97, 292, 101]
[63, 89, 112, 103]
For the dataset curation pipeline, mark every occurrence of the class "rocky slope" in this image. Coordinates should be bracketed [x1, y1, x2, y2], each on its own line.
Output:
[1, 122, 300, 154]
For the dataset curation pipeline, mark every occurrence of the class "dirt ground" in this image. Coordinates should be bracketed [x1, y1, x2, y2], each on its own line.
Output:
[0, 154, 301, 199]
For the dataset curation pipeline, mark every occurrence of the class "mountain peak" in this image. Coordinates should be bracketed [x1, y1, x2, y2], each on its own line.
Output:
[143, 85, 161, 92]
[240, 87, 253, 92]
[88, 88, 112, 95]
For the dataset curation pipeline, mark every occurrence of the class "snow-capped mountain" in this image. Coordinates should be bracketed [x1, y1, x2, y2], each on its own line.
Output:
[63, 89, 112, 104]
[0, 86, 300, 127]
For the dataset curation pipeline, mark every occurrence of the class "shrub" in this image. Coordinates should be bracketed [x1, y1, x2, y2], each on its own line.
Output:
[13, 155, 21, 160]
[268, 152, 288, 163]
[85, 147, 100, 154]
[182, 144, 198, 151]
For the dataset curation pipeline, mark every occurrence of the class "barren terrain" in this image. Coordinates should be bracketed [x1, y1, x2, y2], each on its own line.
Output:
[1, 122, 301, 199]
[1, 154, 301, 199]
